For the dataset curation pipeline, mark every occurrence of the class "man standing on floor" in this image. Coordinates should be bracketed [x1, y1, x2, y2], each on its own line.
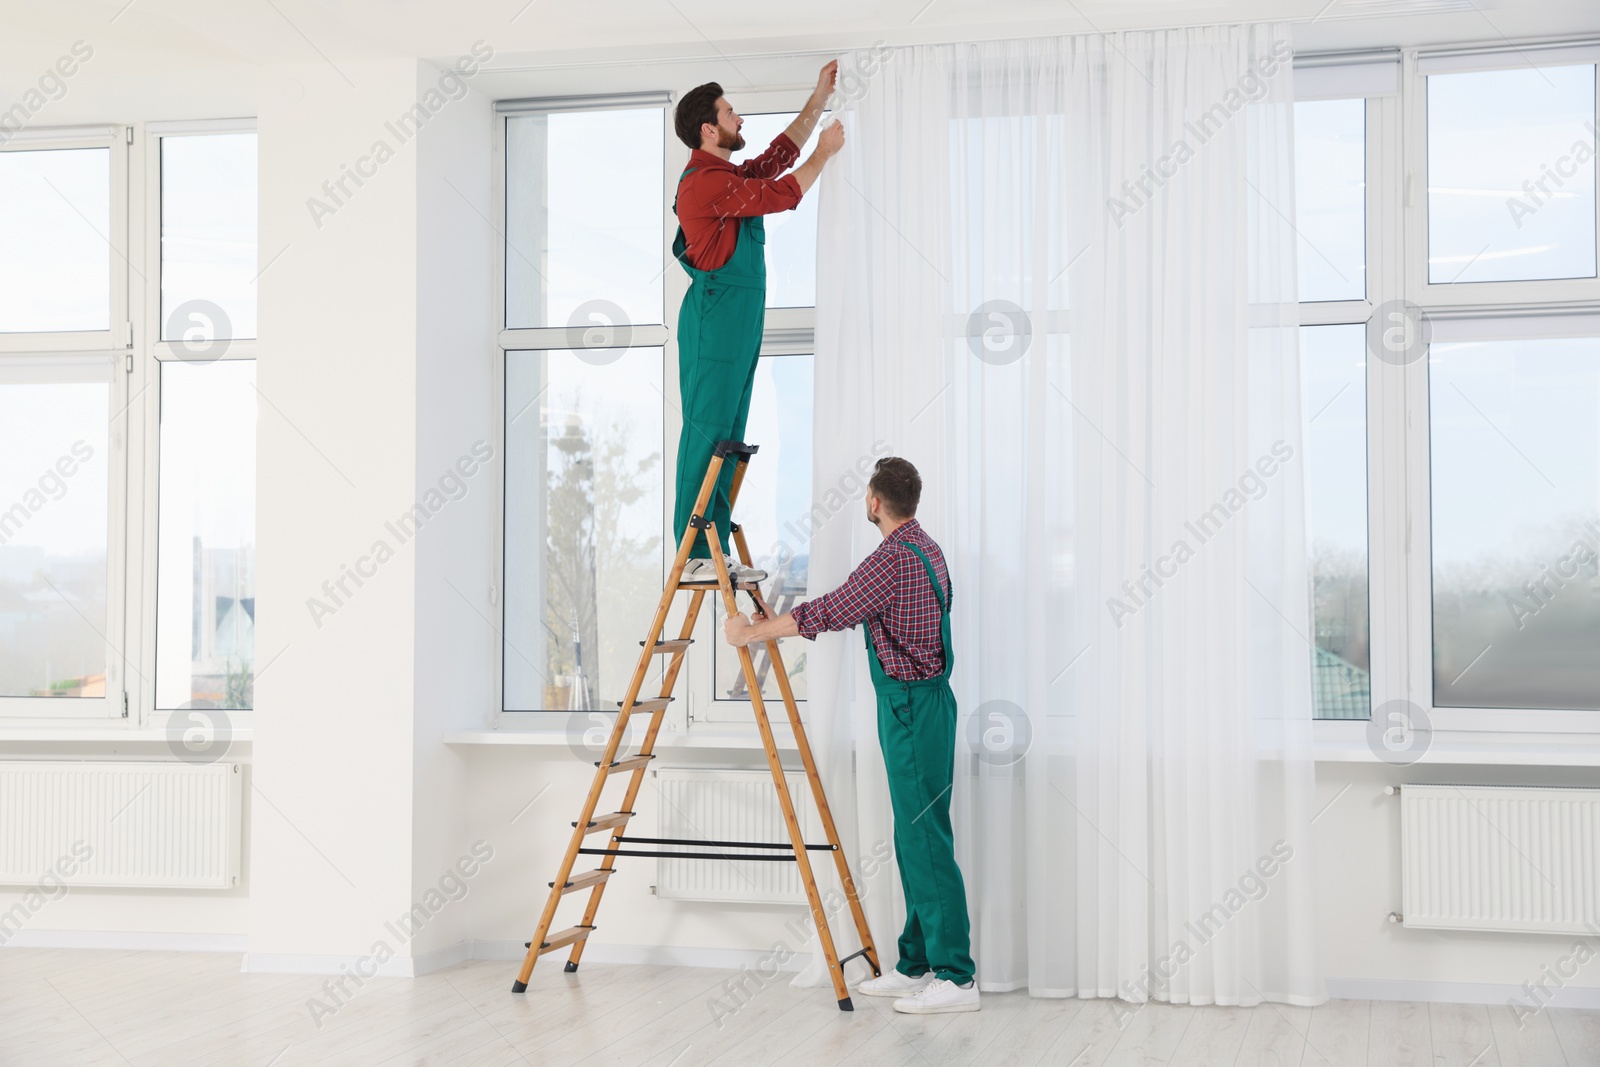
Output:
[671, 63, 844, 583]
[723, 457, 979, 1015]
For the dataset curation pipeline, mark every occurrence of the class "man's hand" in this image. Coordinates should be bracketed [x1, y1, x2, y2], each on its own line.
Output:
[792, 119, 844, 195]
[724, 612, 756, 648]
[818, 119, 845, 159]
[783, 59, 840, 154]
[815, 59, 839, 100]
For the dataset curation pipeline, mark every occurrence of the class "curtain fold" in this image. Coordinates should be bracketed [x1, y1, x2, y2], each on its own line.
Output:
[798, 23, 1320, 1006]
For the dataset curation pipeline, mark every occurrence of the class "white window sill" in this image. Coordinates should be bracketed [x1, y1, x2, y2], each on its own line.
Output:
[0, 726, 253, 744]
[1312, 720, 1600, 766]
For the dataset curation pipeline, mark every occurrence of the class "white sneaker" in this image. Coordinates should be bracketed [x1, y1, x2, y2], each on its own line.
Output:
[893, 978, 980, 1014]
[680, 558, 768, 584]
[856, 970, 934, 998]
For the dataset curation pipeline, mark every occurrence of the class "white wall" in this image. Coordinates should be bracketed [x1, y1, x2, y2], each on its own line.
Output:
[249, 56, 424, 968]
[409, 55, 498, 959]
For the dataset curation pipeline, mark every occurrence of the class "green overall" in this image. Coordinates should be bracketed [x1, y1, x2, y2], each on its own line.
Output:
[866, 543, 975, 985]
[671, 166, 766, 558]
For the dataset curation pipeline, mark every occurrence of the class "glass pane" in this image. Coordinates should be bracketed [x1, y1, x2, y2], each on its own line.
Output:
[1293, 99, 1366, 302]
[155, 361, 257, 709]
[1427, 64, 1597, 284]
[503, 348, 664, 711]
[505, 109, 664, 330]
[728, 113, 819, 308]
[1431, 336, 1600, 709]
[0, 381, 109, 697]
[714, 355, 814, 702]
[1301, 325, 1370, 718]
[0, 148, 110, 332]
[161, 133, 259, 341]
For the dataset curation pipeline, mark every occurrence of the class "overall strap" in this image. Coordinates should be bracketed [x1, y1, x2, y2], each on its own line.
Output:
[903, 543, 949, 614]
[671, 165, 697, 216]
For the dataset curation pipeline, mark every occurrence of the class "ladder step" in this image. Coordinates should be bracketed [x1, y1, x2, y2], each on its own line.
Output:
[575, 811, 634, 834]
[538, 926, 596, 953]
[599, 754, 654, 775]
[643, 638, 693, 654]
[550, 869, 614, 894]
[676, 578, 762, 592]
[621, 697, 671, 714]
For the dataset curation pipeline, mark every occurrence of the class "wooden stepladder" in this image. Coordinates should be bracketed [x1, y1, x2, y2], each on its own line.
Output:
[511, 441, 881, 1010]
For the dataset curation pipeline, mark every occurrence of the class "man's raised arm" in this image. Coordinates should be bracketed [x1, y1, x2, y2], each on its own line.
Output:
[783, 60, 838, 149]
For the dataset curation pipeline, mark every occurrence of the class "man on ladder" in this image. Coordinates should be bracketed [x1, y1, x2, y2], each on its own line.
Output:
[671, 63, 844, 582]
[724, 457, 980, 1015]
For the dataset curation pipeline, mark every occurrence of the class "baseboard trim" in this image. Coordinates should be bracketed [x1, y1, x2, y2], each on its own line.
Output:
[0, 930, 247, 953]
[1326, 976, 1600, 1009]
[467, 939, 811, 973]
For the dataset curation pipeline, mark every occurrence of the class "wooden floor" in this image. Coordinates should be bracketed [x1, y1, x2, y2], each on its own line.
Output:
[1, 948, 1597, 1066]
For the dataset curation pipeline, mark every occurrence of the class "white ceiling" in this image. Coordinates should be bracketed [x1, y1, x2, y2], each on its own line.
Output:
[0, 0, 1596, 66]
[0, 0, 1597, 111]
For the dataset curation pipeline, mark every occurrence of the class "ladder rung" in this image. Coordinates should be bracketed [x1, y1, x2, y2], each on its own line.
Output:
[575, 811, 634, 834]
[550, 869, 614, 894]
[621, 697, 671, 714]
[675, 579, 762, 592]
[538, 926, 595, 953]
[643, 638, 693, 654]
[600, 754, 654, 775]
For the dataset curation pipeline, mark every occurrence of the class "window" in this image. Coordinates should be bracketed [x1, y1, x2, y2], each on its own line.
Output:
[1426, 64, 1597, 285]
[1293, 44, 1600, 733]
[0, 127, 124, 720]
[154, 360, 257, 709]
[497, 92, 821, 723]
[504, 107, 664, 330]
[1292, 94, 1375, 720]
[150, 128, 259, 715]
[0, 380, 111, 701]
[160, 132, 258, 340]
[1293, 99, 1366, 302]
[1429, 334, 1600, 709]
[502, 347, 664, 711]
[0, 146, 111, 333]
[499, 97, 671, 715]
[1301, 325, 1370, 718]
[711, 353, 814, 708]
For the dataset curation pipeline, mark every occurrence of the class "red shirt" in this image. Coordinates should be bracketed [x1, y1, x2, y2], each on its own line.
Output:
[675, 133, 804, 271]
[789, 519, 952, 682]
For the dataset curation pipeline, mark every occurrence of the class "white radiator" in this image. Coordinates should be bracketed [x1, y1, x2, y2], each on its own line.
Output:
[651, 767, 824, 904]
[0, 761, 242, 889]
[1400, 784, 1600, 935]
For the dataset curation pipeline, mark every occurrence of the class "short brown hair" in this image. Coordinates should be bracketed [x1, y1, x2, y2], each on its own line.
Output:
[675, 82, 723, 150]
[868, 457, 921, 519]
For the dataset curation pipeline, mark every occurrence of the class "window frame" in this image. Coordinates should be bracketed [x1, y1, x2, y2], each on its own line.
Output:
[0, 125, 131, 721]
[1406, 44, 1600, 307]
[1300, 43, 1600, 745]
[131, 118, 260, 734]
[490, 87, 821, 730]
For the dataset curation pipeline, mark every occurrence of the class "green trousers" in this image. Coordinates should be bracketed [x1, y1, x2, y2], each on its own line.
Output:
[671, 278, 764, 558]
[874, 675, 975, 985]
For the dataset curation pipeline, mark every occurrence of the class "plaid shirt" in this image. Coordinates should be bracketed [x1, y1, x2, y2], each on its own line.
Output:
[790, 519, 952, 681]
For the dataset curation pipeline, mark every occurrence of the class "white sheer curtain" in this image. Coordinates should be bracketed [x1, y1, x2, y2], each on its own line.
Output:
[798, 24, 1321, 1006]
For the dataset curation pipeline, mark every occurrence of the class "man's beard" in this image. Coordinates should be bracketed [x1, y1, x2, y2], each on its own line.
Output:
[717, 125, 745, 151]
